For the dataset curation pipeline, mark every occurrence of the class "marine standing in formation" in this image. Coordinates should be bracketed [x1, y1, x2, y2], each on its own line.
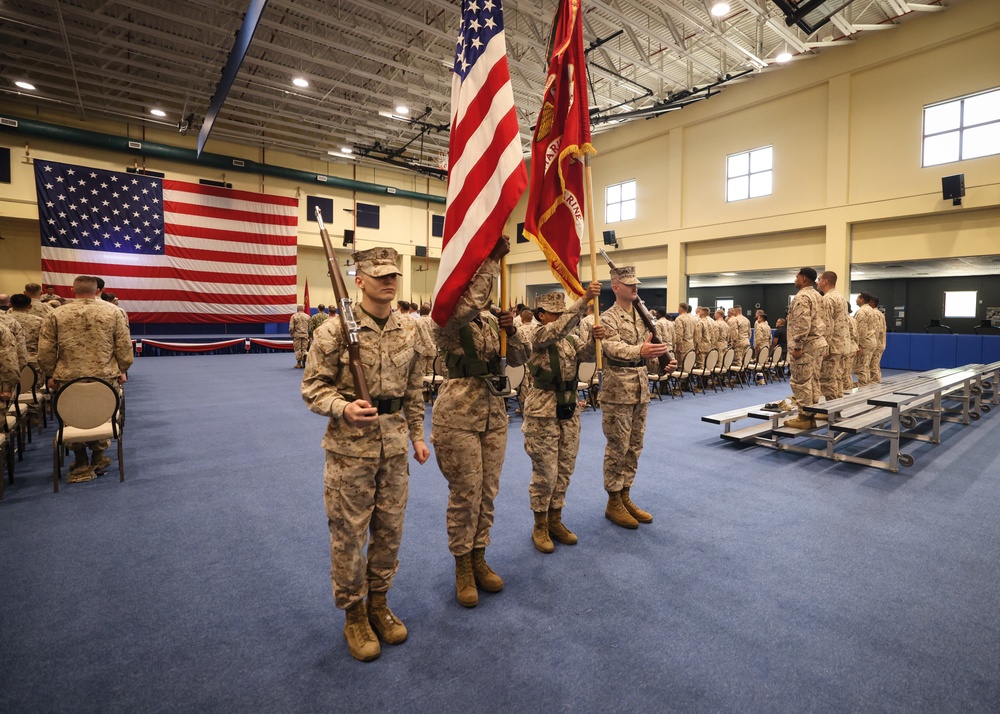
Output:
[599, 266, 673, 529]
[854, 293, 879, 386]
[844, 306, 859, 393]
[870, 296, 887, 383]
[301, 248, 430, 663]
[431, 234, 525, 608]
[307, 304, 329, 343]
[6, 294, 43, 370]
[713, 309, 730, 355]
[816, 271, 851, 411]
[515, 284, 604, 553]
[674, 302, 696, 358]
[289, 305, 310, 369]
[783, 268, 829, 430]
[753, 313, 772, 358]
[730, 305, 752, 356]
[694, 306, 713, 370]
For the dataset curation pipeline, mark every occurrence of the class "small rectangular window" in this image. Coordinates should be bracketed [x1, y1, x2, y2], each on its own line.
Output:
[923, 87, 1000, 167]
[688, 297, 699, 311]
[356, 203, 380, 229]
[944, 291, 977, 318]
[516, 221, 528, 243]
[306, 196, 333, 223]
[726, 146, 772, 202]
[605, 180, 636, 224]
[431, 214, 444, 238]
[716, 298, 734, 312]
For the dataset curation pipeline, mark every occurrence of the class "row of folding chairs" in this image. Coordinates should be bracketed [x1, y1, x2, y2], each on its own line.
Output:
[649, 345, 787, 399]
[2, 365, 126, 499]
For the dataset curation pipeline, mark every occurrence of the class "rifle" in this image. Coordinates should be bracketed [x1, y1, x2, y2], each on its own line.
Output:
[599, 247, 675, 373]
[315, 207, 372, 405]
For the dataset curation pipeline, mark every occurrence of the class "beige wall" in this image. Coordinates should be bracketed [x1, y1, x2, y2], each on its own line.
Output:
[507, 0, 1000, 307]
[3, 0, 1000, 312]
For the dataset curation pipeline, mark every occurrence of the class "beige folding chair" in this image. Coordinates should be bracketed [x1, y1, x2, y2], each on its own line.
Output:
[52, 378, 124, 493]
[505, 363, 525, 412]
[670, 350, 697, 396]
[1, 391, 13, 499]
[714, 348, 736, 390]
[577, 361, 598, 410]
[16, 365, 47, 433]
[4, 381, 25, 460]
[423, 354, 446, 402]
[690, 349, 720, 393]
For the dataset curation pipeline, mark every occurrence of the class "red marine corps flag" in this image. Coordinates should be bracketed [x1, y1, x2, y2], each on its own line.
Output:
[522, 0, 595, 298]
[431, 0, 528, 327]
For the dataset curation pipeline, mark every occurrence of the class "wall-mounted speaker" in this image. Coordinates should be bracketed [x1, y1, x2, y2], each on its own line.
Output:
[415, 245, 427, 257]
[602, 229, 617, 247]
[942, 174, 965, 205]
[343, 229, 355, 247]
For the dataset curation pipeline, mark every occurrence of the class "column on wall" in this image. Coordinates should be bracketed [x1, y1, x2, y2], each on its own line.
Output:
[667, 239, 685, 311]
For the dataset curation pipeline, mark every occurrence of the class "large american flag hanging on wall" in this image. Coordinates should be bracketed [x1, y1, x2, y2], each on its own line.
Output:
[430, 0, 527, 327]
[35, 160, 298, 324]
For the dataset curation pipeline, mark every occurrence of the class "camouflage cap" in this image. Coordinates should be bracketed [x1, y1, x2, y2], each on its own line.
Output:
[610, 265, 641, 285]
[353, 247, 403, 277]
[535, 291, 568, 313]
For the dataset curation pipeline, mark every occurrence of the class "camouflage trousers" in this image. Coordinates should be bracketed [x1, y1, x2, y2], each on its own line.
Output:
[789, 343, 826, 409]
[293, 336, 309, 361]
[854, 349, 879, 386]
[522, 413, 580, 513]
[872, 350, 884, 383]
[601, 401, 648, 492]
[841, 352, 857, 392]
[695, 343, 712, 369]
[675, 340, 694, 360]
[819, 353, 846, 401]
[323, 449, 408, 610]
[431, 425, 507, 556]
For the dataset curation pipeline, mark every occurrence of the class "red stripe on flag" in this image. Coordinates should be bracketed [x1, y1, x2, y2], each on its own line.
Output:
[162, 200, 299, 226]
[164, 245, 298, 266]
[127, 312, 290, 324]
[111, 289, 293, 306]
[448, 57, 516, 167]
[163, 180, 299, 206]
[40, 259, 297, 286]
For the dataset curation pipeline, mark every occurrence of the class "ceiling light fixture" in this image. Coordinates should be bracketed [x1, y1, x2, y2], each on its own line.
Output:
[292, 77, 309, 88]
[776, 51, 793, 63]
[150, 108, 167, 117]
[15, 80, 36, 91]
[340, 147, 353, 154]
[395, 105, 409, 115]
[722, 272, 738, 276]
[710, 2, 730, 17]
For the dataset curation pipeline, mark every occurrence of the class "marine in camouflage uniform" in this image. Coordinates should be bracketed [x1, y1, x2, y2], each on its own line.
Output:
[24, 283, 55, 319]
[844, 310, 859, 393]
[7, 294, 43, 368]
[854, 294, 879, 386]
[301, 247, 429, 663]
[673, 303, 696, 358]
[413, 304, 439, 384]
[36, 276, 133, 483]
[654, 310, 674, 354]
[430, 235, 525, 608]
[783, 268, 829, 430]
[289, 306, 310, 368]
[730, 307, 752, 356]
[816, 272, 851, 408]
[599, 266, 673, 529]
[0, 312, 28, 372]
[0, 322, 19, 399]
[871, 297, 887, 383]
[713, 310, 730, 355]
[515, 285, 602, 554]
[694, 307, 713, 370]
[307, 305, 329, 339]
[753, 316, 772, 359]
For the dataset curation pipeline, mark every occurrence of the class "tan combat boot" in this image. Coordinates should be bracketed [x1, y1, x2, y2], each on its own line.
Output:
[605, 491, 639, 529]
[547, 509, 578, 545]
[454, 553, 478, 608]
[531, 511, 554, 553]
[343, 601, 380, 662]
[620, 487, 652, 524]
[367, 591, 407, 645]
[67, 449, 96, 484]
[471, 548, 503, 592]
[783, 414, 816, 430]
[90, 449, 112, 472]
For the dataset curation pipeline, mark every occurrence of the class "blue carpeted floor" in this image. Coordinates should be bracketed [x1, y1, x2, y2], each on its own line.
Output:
[2, 354, 998, 713]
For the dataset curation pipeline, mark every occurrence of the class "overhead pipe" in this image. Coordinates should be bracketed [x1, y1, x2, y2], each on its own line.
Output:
[0, 114, 446, 205]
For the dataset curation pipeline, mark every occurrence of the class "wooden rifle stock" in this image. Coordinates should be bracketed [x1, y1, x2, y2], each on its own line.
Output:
[598, 247, 674, 372]
[314, 207, 372, 405]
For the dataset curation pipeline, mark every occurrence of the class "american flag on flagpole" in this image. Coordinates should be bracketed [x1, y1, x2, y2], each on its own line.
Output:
[430, 0, 527, 327]
[35, 160, 298, 323]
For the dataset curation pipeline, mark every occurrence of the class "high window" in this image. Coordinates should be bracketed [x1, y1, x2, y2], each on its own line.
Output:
[944, 291, 977, 318]
[726, 146, 772, 202]
[923, 88, 1000, 167]
[605, 180, 636, 223]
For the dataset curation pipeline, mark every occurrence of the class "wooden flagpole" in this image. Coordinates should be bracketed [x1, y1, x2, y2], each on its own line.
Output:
[500, 254, 508, 357]
[583, 155, 602, 371]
